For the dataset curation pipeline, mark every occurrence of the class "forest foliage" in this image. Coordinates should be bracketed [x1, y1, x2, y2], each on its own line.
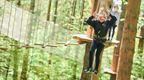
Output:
[0, 0, 144, 80]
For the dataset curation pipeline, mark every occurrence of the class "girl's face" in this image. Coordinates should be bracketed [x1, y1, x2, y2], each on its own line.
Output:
[98, 15, 106, 23]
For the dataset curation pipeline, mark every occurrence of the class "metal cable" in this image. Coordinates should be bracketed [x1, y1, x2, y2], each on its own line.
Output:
[33, 0, 42, 44]
[11, 6, 17, 39]
[18, 6, 24, 43]
[0, 0, 6, 34]
[7, 1, 13, 37]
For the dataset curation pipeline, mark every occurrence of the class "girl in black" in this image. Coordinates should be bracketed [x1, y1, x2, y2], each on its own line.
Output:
[84, 12, 117, 74]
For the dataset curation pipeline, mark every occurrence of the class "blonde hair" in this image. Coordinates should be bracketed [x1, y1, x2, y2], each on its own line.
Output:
[97, 7, 109, 19]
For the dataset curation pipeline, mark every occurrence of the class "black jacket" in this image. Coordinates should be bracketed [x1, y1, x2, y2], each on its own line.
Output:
[86, 15, 117, 39]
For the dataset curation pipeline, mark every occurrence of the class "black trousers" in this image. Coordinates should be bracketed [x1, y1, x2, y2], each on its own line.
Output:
[108, 25, 117, 40]
[88, 39, 105, 70]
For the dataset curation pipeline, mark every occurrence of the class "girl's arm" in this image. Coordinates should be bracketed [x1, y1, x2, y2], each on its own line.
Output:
[86, 16, 97, 28]
[109, 14, 117, 24]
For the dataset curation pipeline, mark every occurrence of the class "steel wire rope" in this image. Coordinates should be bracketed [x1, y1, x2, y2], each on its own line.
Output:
[7, 1, 13, 36]
[23, 9, 30, 46]
[28, 0, 43, 75]
[41, 16, 51, 48]
[0, 0, 6, 34]
[33, 0, 42, 46]
[42, 17, 51, 48]
[27, 0, 39, 74]
[18, 5, 24, 46]
[11, 6, 17, 42]
[6, 1, 13, 50]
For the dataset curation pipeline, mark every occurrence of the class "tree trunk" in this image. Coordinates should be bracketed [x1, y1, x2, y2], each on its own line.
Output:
[80, 43, 92, 80]
[86, 0, 99, 37]
[138, 26, 144, 53]
[20, 0, 35, 80]
[80, 0, 98, 80]
[17, 0, 21, 6]
[5, 58, 11, 80]
[53, 0, 58, 23]
[20, 49, 30, 80]
[71, 0, 78, 79]
[80, 0, 85, 19]
[47, 0, 52, 21]
[116, 0, 141, 80]
[110, 3, 127, 80]
[79, 0, 85, 31]
[13, 42, 19, 80]
[72, 0, 77, 17]
[30, 0, 35, 13]
[48, 0, 59, 71]
[72, 46, 79, 80]
[45, 0, 52, 79]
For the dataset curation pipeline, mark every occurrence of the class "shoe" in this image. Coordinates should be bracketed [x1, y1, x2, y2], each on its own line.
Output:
[84, 68, 92, 73]
[93, 69, 98, 74]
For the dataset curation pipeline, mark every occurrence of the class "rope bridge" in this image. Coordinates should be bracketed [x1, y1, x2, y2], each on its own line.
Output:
[0, 0, 60, 50]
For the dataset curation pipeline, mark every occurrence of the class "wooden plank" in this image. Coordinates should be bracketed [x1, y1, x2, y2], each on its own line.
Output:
[136, 36, 144, 39]
[73, 34, 92, 44]
[104, 68, 117, 75]
[0, 47, 8, 51]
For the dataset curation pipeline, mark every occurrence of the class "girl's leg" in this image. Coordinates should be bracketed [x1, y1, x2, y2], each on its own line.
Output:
[88, 40, 98, 69]
[94, 43, 105, 71]
[108, 27, 112, 40]
[111, 25, 117, 40]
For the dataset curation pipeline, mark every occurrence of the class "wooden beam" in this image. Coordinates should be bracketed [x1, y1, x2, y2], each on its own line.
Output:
[34, 43, 58, 48]
[0, 47, 8, 51]
[136, 36, 144, 39]
[73, 34, 119, 45]
[116, 0, 141, 80]
[56, 42, 79, 46]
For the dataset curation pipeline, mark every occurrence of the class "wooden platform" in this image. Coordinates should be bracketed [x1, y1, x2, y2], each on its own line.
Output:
[136, 36, 144, 39]
[73, 34, 92, 44]
[73, 34, 120, 45]
[104, 68, 116, 75]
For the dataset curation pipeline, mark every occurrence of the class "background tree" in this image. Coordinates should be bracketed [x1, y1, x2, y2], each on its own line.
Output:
[20, 0, 35, 80]
[116, 0, 141, 80]
[110, 1, 127, 80]
[47, 0, 52, 21]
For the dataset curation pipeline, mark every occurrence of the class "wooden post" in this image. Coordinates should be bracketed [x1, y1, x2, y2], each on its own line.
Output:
[81, 0, 113, 80]
[80, 0, 98, 80]
[92, 0, 112, 80]
[110, 3, 127, 80]
[80, 43, 92, 80]
[116, 0, 141, 80]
